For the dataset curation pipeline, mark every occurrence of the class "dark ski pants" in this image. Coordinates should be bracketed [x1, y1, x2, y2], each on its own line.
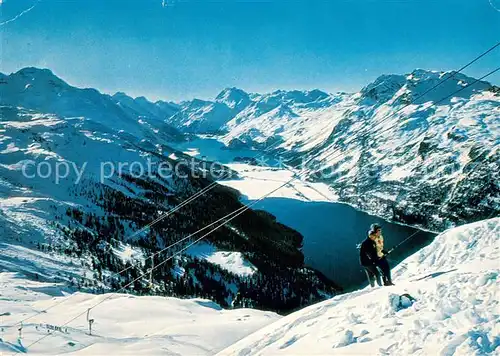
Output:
[377, 257, 392, 285]
[364, 265, 382, 287]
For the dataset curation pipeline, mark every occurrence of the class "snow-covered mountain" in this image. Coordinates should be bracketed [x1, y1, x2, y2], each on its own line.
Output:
[298, 70, 499, 232]
[219, 217, 500, 355]
[166, 98, 236, 134]
[1, 65, 498, 313]
[166, 87, 254, 134]
[0, 69, 341, 314]
[165, 70, 500, 232]
[216, 87, 252, 111]
[0, 67, 184, 142]
[111, 91, 180, 123]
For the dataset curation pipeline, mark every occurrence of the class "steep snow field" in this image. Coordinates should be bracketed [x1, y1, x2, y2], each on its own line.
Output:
[168, 136, 337, 202]
[0, 70, 341, 315]
[0, 273, 279, 355]
[219, 217, 500, 355]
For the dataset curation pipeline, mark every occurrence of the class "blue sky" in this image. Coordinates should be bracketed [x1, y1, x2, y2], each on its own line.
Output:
[1, 0, 499, 101]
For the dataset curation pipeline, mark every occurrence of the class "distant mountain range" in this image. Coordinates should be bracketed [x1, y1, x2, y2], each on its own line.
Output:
[1, 67, 498, 233]
[161, 68, 499, 231]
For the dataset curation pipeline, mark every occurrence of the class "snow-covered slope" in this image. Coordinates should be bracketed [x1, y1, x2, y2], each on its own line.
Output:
[222, 89, 346, 151]
[165, 88, 252, 134]
[301, 71, 499, 232]
[1, 218, 496, 355]
[218, 217, 500, 355]
[219, 71, 496, 154]
[0, 272, 280, 355]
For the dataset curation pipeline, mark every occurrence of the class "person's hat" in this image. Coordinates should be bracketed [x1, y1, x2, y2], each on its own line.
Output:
[368, 223, 382, 235]
[370, 223, 381, 231]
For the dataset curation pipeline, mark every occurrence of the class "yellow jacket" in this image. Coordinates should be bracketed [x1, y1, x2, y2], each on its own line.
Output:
[369, 233, 384, 258]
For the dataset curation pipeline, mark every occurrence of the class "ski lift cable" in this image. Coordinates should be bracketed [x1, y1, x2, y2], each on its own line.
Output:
[19, 168, 498, 355]
[268, 66, 500, 219]
[239, 42, 500, 203]
[254, 37, 500, 170]
[296, 66, 500, 187]
[9, 60, 499, 331]
[130, 180, 221, 237]
[8, 179, 220, 327]
[336, 191, 490, 214]
[13, 176, 297, 354]
[313, 67, 500, 252]
[300, 42, 500, 171]
[8, 172, 296, 329]
[388, 209, 499, 256]
[8, 46, 500, 347]
[378, 42, 500, 124]
[8, 138, 296, 328]
[302, 64, 500, 173]
[232, 43, 500, 184]
[322, 68, 499, 253]
[239, 36, 497, 170]
[354, 65, 499, 255]
[14, 73, 500, 347]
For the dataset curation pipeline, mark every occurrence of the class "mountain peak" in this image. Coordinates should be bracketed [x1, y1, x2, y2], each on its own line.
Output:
[360, 69, 492, 104]
[12, 67, 69, 87]
[15, 67, 55, 76]
[216, 87, 248, 98]
[215, 87, 251, 110]
[134, 96, 152, 104]
[113, 91, 129, 98]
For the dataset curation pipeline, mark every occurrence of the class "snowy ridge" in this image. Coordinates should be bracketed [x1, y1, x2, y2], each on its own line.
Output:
[112, 91, 179, 122]
[303, 73, 499, 231]
[219, 218, 500, 355]
[167, 98, 236, 134]
[3, 67, 497, 231]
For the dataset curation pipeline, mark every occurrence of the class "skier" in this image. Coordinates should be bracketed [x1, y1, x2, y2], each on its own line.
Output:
[359, 223, 394, 287]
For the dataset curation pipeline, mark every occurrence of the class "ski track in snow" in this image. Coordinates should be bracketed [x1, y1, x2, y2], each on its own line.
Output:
[219, 163, 338, 202]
